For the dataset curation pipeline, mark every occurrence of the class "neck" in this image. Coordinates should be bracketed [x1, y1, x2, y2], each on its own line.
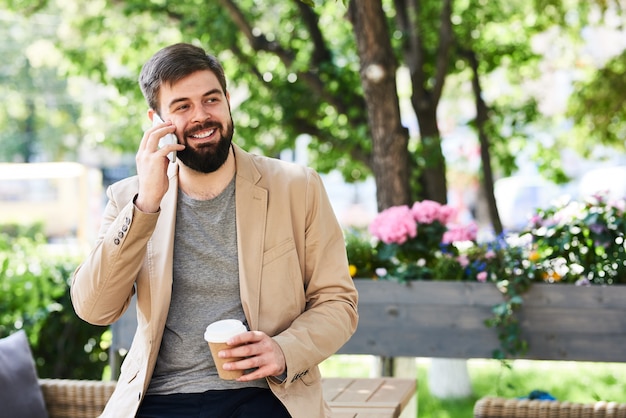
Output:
[178, 147, 236, 200]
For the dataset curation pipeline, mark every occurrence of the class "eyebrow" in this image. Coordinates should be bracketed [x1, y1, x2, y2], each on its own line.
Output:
[167, 88, 223, 109]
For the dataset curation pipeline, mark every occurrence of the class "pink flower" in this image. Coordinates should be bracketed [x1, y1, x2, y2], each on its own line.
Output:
[411, 200, 457, 224]
[441, 222, 478, 244]
[437, 205, 457, 224]
[477, 271, 488, 282]
[411, 200, 443, 224]
[457, 254, 470, 268]
[369, 205, 417, 244]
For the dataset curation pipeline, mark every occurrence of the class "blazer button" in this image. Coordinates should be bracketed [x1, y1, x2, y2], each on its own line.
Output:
[118, 231, 124, 238]
[122, 224, 128, 232]
[114, 238, 120, 245]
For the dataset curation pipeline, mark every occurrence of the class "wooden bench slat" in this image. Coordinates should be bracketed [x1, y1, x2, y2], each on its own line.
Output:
[354, 414, 396, 418]
[330, 407, 396, 417]
[322, 377, 359, 402]
[367, 378, 416, 411]
[331, 413, 358, 418]
[331, 378, 387, 403]
[321, 377, 416, 418]
[331, 412, 395, 418]
[330, 401, 400, 408]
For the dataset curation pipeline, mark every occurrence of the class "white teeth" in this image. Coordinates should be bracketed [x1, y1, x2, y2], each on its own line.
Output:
[191, 129, 215, 139]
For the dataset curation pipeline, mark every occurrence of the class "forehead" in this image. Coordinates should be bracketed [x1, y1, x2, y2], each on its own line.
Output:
[159, 70, 223, 106]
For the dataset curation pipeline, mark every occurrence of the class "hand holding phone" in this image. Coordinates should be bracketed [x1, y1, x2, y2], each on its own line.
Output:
[153, 113, 178, 163]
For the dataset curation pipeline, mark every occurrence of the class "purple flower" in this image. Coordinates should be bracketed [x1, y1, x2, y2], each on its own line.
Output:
[589, 223, 605, 235]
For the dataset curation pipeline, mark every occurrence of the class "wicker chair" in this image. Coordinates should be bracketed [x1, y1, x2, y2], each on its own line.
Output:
[39, 379, 116, 418]
[474, 397, 626, 418]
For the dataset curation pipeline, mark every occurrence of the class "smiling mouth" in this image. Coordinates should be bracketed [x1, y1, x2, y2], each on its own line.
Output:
[190, 128, 216, 139]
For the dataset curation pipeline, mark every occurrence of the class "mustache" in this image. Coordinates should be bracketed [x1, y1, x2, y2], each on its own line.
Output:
[184, 121, 222, 137]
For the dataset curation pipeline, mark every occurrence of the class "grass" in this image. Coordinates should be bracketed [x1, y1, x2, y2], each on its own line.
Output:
[320, 355, 626, 417]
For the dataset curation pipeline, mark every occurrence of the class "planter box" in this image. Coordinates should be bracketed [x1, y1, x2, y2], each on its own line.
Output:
[337, 280, 626, 362]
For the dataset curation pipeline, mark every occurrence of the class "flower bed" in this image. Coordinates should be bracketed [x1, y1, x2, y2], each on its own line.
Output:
[345, 193, 626, 359]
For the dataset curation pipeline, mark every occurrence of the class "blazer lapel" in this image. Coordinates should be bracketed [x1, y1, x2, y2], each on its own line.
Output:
[148, 166, 179, 331]
[234, 146, 267, 330]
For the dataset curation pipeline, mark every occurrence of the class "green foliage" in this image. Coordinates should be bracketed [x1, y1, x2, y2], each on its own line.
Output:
[0, 225, 108, 379]
[567, 50, 626, 155]
[47, 0, 374, 182]
[521, 192, 626, 285]
[0, 7, 83, 162]
[344, 228, 379, 279]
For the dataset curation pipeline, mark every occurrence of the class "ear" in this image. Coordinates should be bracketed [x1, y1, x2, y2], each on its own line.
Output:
[148, 108, 156, 122]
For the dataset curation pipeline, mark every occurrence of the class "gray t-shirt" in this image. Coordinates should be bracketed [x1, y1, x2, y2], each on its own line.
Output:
[147, 178, 269, 394]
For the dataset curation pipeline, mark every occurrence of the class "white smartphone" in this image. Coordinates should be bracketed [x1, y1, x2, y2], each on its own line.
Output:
[153, 113, 177, 163]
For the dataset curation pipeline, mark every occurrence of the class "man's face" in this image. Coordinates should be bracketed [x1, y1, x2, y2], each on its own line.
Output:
[158, 70, 234, 173]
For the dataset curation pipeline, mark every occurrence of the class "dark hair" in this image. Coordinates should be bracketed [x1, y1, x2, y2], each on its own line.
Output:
[138, 43, 228, 113]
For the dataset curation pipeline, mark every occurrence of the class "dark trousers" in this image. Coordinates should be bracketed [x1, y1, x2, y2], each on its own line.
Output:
[136, 387, 291, 418]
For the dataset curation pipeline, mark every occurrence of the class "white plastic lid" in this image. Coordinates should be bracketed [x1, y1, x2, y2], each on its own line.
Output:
[203, 319, 247, 343]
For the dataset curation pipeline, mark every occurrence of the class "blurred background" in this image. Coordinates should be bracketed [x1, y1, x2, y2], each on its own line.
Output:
[1, 0, 625, 401]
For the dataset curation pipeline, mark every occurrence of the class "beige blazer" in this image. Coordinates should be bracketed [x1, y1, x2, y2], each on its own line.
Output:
[71, 145, 358, 418]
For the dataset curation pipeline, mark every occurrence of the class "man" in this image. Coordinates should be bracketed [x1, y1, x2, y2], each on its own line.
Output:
[71, 43, 358, 418]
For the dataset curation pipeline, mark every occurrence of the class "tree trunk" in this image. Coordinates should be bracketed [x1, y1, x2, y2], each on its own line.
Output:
[414, 105, 448, 204]
[348, 0, 411, 211]
[394, 0, 452, 204]
[465, 48, 503, 235]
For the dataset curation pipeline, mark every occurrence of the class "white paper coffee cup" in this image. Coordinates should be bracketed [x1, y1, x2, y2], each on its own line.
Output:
[204, 319, 247, 380]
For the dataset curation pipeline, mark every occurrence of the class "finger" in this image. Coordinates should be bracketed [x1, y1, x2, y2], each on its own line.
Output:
[140, 121, 176, 152]
[138, 129, 152, 153]
[236, 367, 269, 382]
[227, 359, 280, 382]
[150, 125, 177, 151]
[239, 360, 284, 381]
[224, 356, 262, 372]
[219, 342, 258, 360]
[227, 330, 264, 346]
[160, 143, 185, 156]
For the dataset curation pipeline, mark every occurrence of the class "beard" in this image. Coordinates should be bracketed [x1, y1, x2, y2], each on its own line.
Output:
[177, 116, 234, 174]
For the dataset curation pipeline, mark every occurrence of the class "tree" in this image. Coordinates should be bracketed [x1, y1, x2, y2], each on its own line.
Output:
[3, 0, 624, 227]
[0, 8, 83, 162]
[51, 0, 586, 219]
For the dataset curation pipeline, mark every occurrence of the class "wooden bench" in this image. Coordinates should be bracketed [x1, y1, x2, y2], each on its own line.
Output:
[323, 377, 417, 418]
[39, 377, 416, 418]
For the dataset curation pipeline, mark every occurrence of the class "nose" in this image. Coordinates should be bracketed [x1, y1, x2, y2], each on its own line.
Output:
[190, 106, 211, 124]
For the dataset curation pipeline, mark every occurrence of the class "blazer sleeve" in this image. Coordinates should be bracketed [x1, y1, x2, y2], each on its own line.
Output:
[70, 181, 159, 326]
